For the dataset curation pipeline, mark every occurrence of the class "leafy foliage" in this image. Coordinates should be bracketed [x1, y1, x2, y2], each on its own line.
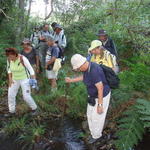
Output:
[67, 82, 87, 118]
[0, 0, 150, 149]
[4, 117, 27, 135]
[115, 99, 150, 150]
[136, 99, 150, 128]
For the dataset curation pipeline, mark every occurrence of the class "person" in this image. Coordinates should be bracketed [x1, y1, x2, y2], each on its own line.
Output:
[45, 36, 61, 91]
[21, 38, 40, 74]
[97, 29, 118, 57]
[88, 40, 117, 72]
[51, 22, 57, 33]
[30, 27, 40, 48]
[5, 48, 38, 117]
[38, 24, 51, 69]
[52, 24, 66, 53]
[65, 54, 111, 144]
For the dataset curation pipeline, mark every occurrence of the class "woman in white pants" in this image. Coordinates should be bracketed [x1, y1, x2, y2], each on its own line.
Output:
[65, 54, 111, 144]
[5, 48, 37, 116]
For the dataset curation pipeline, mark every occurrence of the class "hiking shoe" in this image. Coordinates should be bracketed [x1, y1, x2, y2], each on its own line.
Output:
[4, 112, 16, 118]
[87, 136, 101, 144]
[30, 109, 39, 116]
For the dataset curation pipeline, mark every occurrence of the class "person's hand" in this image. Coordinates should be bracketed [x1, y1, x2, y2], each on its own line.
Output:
[9, 80, 14, 87]
[36, 67, 40, 73]
[65, 77, 73, 83]
[97, 105, 103, 114]
[40, 36, 45, 40]
[30, 75, 36, 79]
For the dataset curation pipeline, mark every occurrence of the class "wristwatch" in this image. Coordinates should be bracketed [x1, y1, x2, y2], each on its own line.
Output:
[98, 104, 103, 107]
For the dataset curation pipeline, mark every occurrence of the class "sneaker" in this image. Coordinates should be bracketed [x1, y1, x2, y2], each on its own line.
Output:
[4, 112, 16, 118]
[88, 136, 101, 144]
[30, 109, 39, 116]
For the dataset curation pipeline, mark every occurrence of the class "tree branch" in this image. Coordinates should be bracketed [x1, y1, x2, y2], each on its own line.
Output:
[44, 0, 54, 20]
[0, 8, 13, 20]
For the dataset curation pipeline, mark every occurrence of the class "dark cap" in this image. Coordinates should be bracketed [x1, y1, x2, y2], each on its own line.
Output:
[21, 38, 31, 45]
[96, 29, 107, 36]
[54, 24, 63, 30]
[51, 22, 57, 27]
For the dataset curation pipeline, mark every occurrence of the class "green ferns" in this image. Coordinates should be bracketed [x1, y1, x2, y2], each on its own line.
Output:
[115, 99, 150, 150]
[136, 99, 150, 128]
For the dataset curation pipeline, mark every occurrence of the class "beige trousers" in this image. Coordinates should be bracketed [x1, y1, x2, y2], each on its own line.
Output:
[87, 92, 111, 139]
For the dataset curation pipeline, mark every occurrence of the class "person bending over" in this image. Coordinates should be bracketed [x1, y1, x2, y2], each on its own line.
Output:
[65, 54, 111, 144]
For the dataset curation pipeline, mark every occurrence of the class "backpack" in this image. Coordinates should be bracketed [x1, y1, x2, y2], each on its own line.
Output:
[100, 64, 120, 89]
[104, 50, 117, 67]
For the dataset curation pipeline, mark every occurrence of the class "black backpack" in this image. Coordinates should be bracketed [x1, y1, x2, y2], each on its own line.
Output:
[100, 64, 120, 89]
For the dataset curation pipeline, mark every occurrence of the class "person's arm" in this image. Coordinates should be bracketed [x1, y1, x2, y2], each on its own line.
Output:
[36, 55, 40, 72]
[58, 33, 66, 48]
[90, 67, 104, 114]
[22, 56, 35, 79]
[30, 34, 33, 42]
[46, 56, 56, 67]
[34, 48, 40, 72]
[46, 47, 59, 68]
[65, 76, 83, 83]
[61, 35, 67, 48]
[39, 31, 45, 41]
[95, 82, 104, 114]
[8, 73, 13, 87]
[7, 60, 14, 87]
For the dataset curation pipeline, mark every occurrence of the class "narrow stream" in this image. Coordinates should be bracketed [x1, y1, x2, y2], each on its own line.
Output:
[0, 117, 149, 150]
[0, 117, 88, 150]
[46, 117, 88, 150]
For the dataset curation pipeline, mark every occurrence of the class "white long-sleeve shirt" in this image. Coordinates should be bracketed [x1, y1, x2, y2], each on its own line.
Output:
[53, 30, 67, 48]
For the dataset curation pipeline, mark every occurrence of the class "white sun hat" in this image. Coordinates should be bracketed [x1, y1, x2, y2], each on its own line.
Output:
[71, 54, 87, 70]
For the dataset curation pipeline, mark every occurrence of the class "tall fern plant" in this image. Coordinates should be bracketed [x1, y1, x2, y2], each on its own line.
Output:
[115, 99, 150, 150]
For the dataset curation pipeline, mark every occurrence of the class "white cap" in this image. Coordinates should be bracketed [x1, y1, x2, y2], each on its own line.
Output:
[71, 54, 87, 70]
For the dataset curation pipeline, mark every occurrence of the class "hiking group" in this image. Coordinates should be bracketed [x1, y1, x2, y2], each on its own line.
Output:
[5, 22, 119, 144]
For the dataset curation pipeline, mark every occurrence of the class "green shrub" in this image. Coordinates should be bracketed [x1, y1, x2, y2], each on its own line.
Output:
[67, 82, 87, 118]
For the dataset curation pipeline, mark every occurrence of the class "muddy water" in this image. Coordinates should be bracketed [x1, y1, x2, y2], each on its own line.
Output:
[44, 117, 88, 150]
[0, 117, 89, 150]
[0, 117, 149, 150]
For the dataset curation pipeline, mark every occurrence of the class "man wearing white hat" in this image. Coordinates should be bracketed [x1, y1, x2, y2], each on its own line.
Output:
[65, 54, 111, 144]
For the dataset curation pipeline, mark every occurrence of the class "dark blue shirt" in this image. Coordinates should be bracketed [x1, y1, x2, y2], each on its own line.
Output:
[83, 62, 110, 98]
[48, 45, 60, 58]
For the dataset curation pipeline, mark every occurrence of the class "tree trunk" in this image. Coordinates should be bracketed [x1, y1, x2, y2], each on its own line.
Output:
[15, 0, 25, 45]
[25, 0, 32, 31]
[44, 0, 54, 20]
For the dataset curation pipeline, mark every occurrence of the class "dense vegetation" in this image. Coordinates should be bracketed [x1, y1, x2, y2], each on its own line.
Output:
[0, 0, 150, 150]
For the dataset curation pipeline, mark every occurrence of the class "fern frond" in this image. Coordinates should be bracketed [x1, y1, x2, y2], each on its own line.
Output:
[136, 99, 150, 128]
[115, 98, 150, 150]
[115, 106, 145, 150]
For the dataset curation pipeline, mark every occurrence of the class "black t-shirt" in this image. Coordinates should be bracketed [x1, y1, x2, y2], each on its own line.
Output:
[21, 48, 38, 65]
